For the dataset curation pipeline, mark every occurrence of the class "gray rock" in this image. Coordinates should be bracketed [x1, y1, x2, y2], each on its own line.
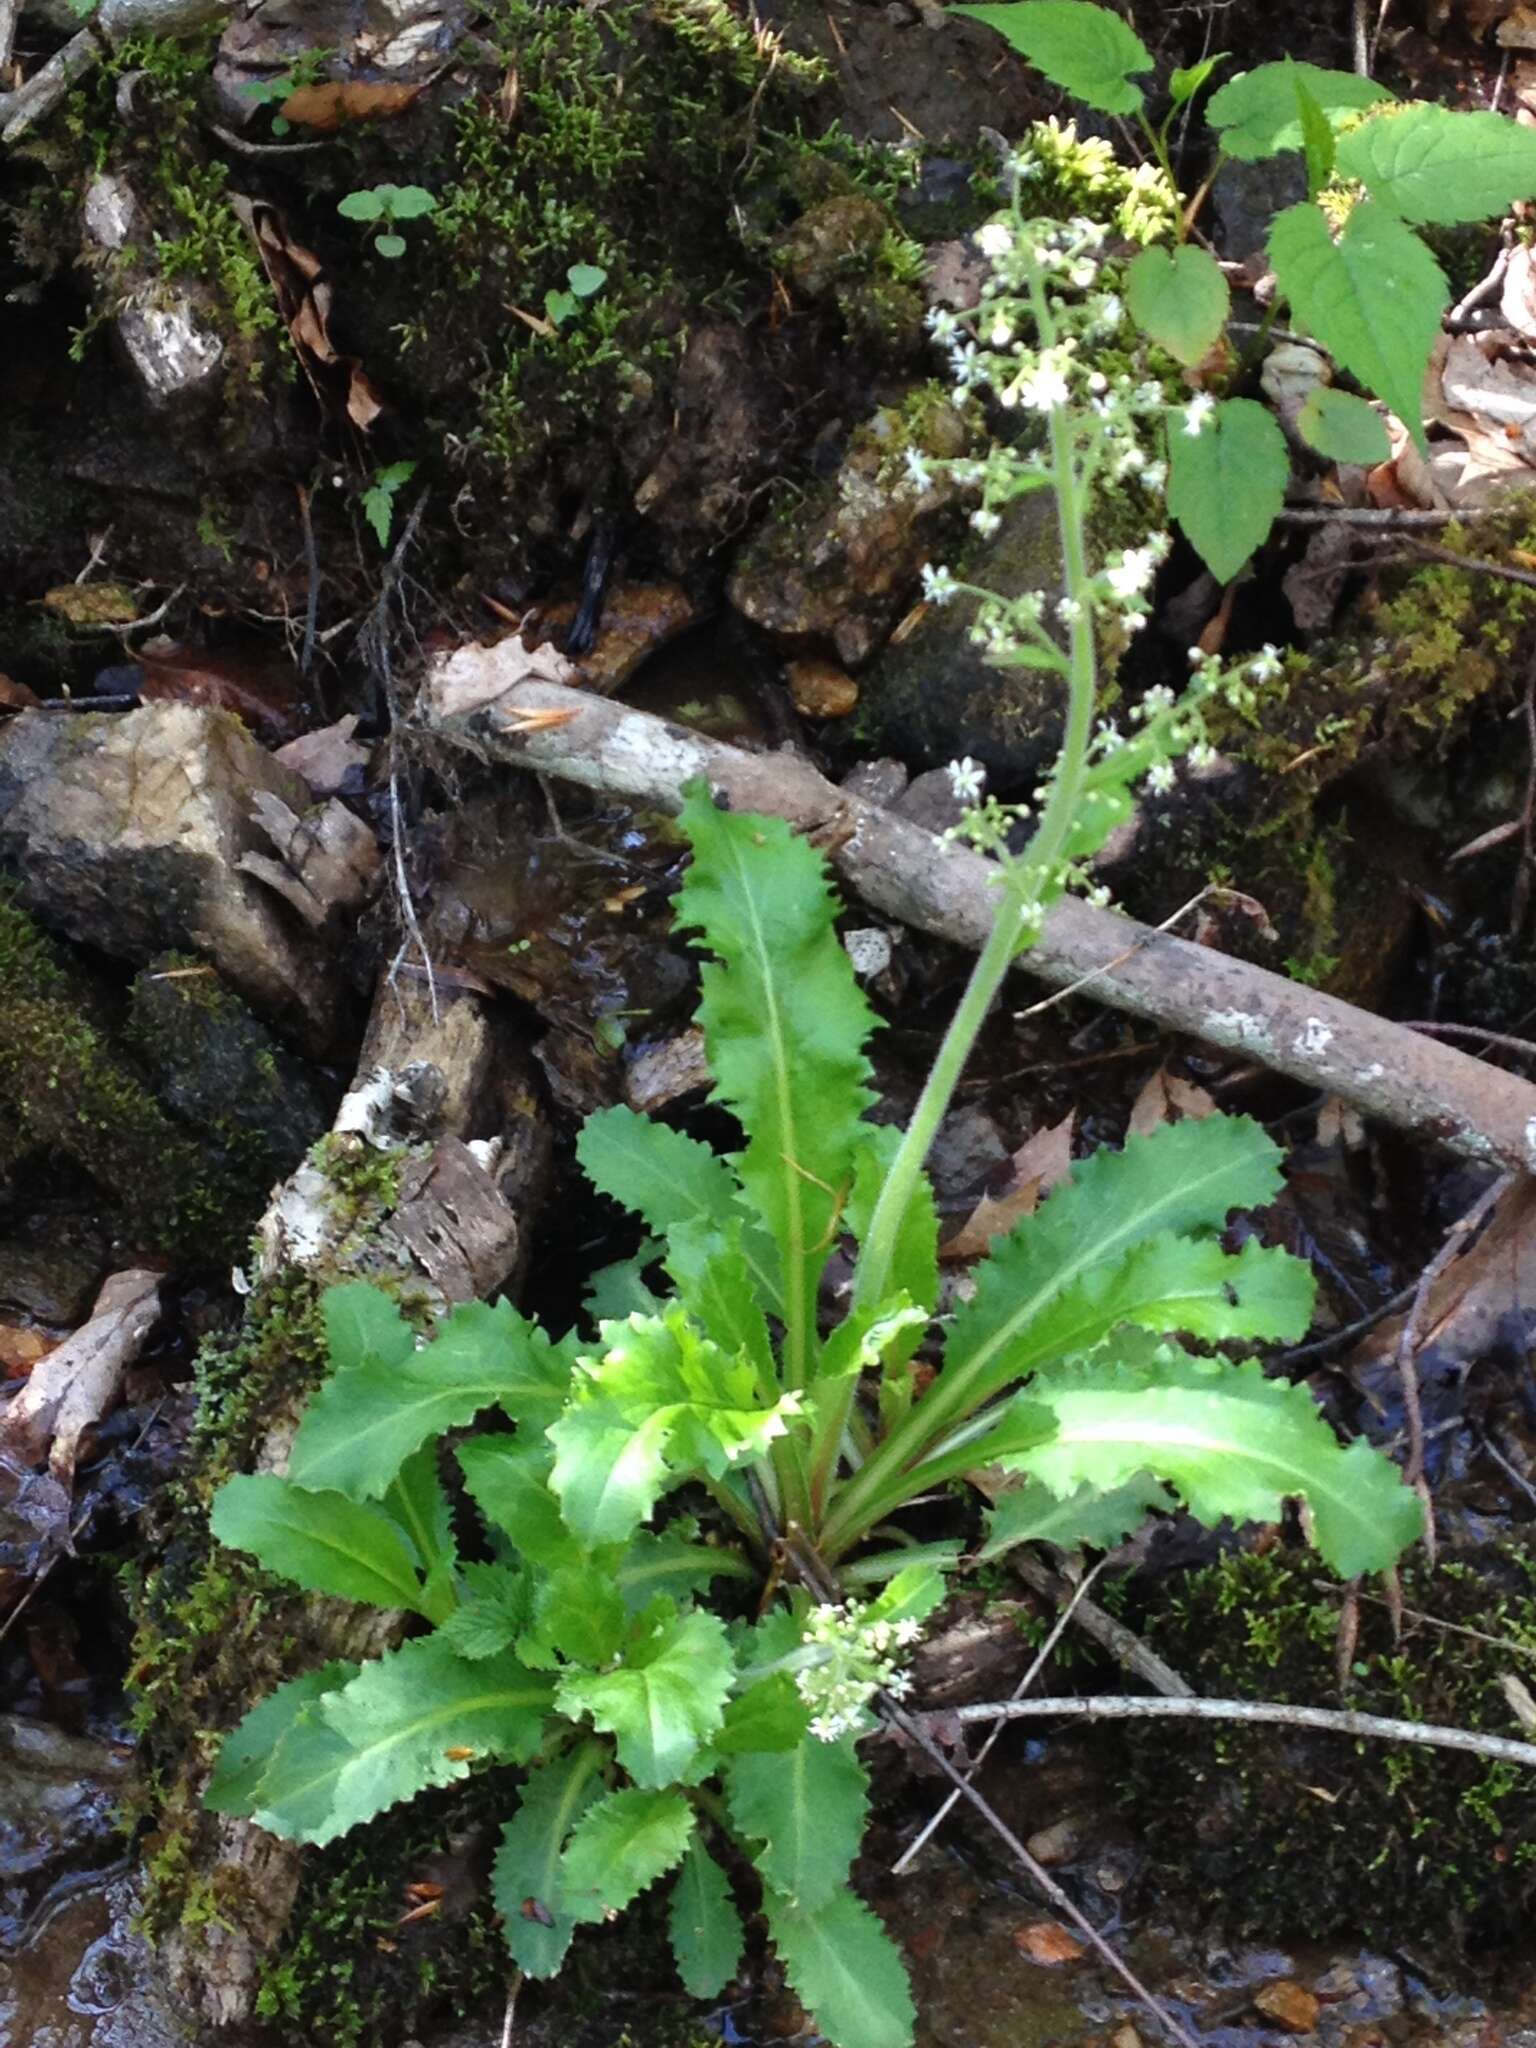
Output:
[1210, 153, 1307, 266]
[0, 705, 354, 1055]
[855, 489, 1066, 784]
[80, 174, 226, 416]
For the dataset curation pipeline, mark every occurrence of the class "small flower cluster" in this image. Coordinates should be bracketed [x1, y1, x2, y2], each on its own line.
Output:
[1007, 117, 1179, 246]
[795, 1601, 924, 1742]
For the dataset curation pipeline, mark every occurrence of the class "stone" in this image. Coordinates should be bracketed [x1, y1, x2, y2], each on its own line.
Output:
[855, 490, 1067, 785]
[0, 705, 354, 1055]
[1255, 1980, 1322, 2034]
[787, 657, 859, 719]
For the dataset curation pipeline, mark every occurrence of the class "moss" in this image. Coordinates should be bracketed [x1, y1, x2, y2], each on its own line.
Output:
[1122, 1544, 1536, 1957]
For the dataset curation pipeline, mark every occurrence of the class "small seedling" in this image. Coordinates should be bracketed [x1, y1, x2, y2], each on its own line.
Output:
[240, 48, 332, 136]
[337, 183, 437, 260]
[359, 461, 417, 547]
[544, 262, 608, 329]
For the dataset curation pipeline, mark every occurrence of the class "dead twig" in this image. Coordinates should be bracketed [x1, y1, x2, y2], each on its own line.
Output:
[892, 1561, 1106, 1877]
[1403, 1020, 1536, 1063]
[1009, 1550, 1193, 1698]
[427, 673, 1536, 1172]
[920, 1692, 1536, 1767]
[881, 1695, 1203, 2048]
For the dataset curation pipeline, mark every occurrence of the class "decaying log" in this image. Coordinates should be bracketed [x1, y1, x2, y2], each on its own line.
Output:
[160, 970, 551, 2030]
[424, 667, 1536, 1176]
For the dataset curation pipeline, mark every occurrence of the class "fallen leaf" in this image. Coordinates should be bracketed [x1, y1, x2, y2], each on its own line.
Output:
[238, 792, 380, 926]
[0, 1271, 161, 1484]
[1012, 1921, 1085, 1966]
[137, 637, 303, 744]
[423, 635, 581, 721]
[279, 79, 422, 130]
[274, 715, 370, 795]
[1254, 1980, 1320, 2034]
[1127, 1065, 1218, 1138]
[43, 583, 139, 626]
[0, 674, 40, 713]
[942, 1113, 1074, 1262]
[230, 196, 387, 431]
[0, 1325, 58, 1379]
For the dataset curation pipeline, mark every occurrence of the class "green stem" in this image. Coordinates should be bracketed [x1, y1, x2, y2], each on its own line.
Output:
[834, 254, 1102, 1560]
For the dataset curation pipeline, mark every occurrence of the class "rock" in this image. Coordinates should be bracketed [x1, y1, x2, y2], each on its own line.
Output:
[728, 397, 970, 667]
[892, 766, 967, 836]
[1210, 153, 1308, 266]
[1012, 1920, 1085, 1965]
[1254, 1980, 1321, 2034]
[855, 490, 1067, 785]
[632, 325, 780, 570]
[771, 195, 925, 354]
[81, 174, 225, 417]
[0, 1234, 106, 1323]
[787, 657, 859, 719]
[0, 1715, 132, 1949]
[0, 705, 353, 1055]
[532, 581, 701, 695]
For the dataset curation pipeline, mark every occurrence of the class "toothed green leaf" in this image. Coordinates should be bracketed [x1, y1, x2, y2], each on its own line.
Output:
[492, 1741, 606, 1976]
[251, 1637, 553, 1845]
[1206, 60, 1391, 161]
[951, 0, 1151, 116]
[764, 1887, 915, 2048]
[205, 1661, 360, 1816]
[1268, 199, 1446, 452]
[978, 1474, 1173, 1560]
[999, 1334, 1423, 1576]
[1166, 395, 1289, 582]
[1126, 243, 1230, 367]
[1337, 101, 1536, 227]
[556, 1602, 733, 1787]
[210, 1474, 432, 1615]
[676, 783, 878, 1391]
[725, 1731, 868, 1907]
[669, 1841, 744, 1998]
[437, 1561, 532, 1660]
[291, 1297, 573, 1499]
[560, 1787, 696, 1923]
[458, 1436, 583, 1569]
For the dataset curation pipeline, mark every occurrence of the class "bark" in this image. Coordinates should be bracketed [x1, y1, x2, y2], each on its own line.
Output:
[425, 671, 1536, 1175]
[160, 970, 551, 2030]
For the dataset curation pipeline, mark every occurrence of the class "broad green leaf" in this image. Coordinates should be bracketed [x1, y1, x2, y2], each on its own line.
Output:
[253, 1636, 554, 1844]
[387, 184, 437, 219]
[338, 187, 385, 221]
[579, 1106, 748, 1257]
[437, 1561, 531, 1660]
[523, 1562, 628, 1669]
[1206, 61, 1392, 161]
[1296, 386, 1391, 465]
[1125, 244, 1229, 367]
[725, 1731, 867, 1907]
[669, 1841, 744, 1998]
[663, 1217, 777, 1383]
[204, 1661, 359, 1816]
[583, 1244, 666, 1324]
[549, 1308, 801, 1547]
[556, 1603, 733, 1786]
[949, 1, 1151, 116]
[458, 1436, 582, 1569]
[1032, 1232, 1315, 1362]
[714, 1673, 811, 1753]
[1167, 395, 1289, 582]
[1291, 65, 1337, 197]
[290, 1299, 571, 1499]
[978, 1474, 1171, 1560]
[811, 1294, 928, 1455]
[1337, 101, 1536, 227]
[323, 1281, 416, 1376]
[568, 261, 606, 296]
[866, 1563, 949, 1630]
[765, 1887, 915, 2048]
[848, 1126, 939, 1391]
[384, 1445, 458, 1623]
[933, 1116, 1288, 1454]
[560, 1787, 696, 1923]
[614, 1519, 754, 1612]
[492, 1741, 605, 1975]
[210, 1474, 431, 1615]
[675, 784, 878, 1391]
[1268, 199, 1446, 450]
[1169, 53, 1226, 108]
[375, 233, 407, 260]
[1000, 1335, 1424, 1576]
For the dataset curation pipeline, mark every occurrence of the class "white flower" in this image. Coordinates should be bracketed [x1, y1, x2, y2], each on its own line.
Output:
[1014, 361, 1072, 412]
[947, 755, 986, 803]
[1248, 642, 1284, 682]
[921, 563, 958, 607]
[1143, 460, 1168, 491]
[1104, 546, 1159, 599]
[975, 220, 1015, 258]
[903, 447, 933, 490]
[970, 507, 1001, 537]
[1086, 884, 1111, 909]
[1123, 611, 1146, 634]
[1087, 371, 1108, 393]
[989, 317, 1013, 347]
[1069, 259, 1098, 288]
[1147, 761, 1176, 795]
[1183, 392, 1218, 437]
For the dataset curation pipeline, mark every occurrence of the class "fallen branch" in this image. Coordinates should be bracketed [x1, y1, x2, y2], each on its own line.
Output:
[0, 0, 228, 143]
[921, 1692, 1536, 1768]
[423, 665, 1536, 1173]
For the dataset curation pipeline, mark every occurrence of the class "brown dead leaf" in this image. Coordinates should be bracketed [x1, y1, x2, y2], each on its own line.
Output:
[1, 1325, 58, 1379]
[230, 195, 387, 430]
[137, 637, 303, 744]
[1012, 1921, 1085, 1966]
[280, 79, 422, 131]
[423, 635, 581, 722]
[1127, 1065, 1217, 1138]
[942, 1113, 1074, 1262]
[1253, 1982, 1320, 2034]
[238, 791, 381, 926]
[0, 1270, 161, 1485]
[274, 714, 370, 795]
[0, 674, 40, 713]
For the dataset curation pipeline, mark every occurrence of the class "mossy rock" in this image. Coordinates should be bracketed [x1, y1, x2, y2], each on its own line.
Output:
[1122, 1544, 1536, 1957]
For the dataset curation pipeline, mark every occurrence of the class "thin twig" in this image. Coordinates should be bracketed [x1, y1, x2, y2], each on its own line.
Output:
[1394, 1170, 1515, 1537]
[1012, 887, 1209, 1022]
[296, 482, 320, 681]
[1449, 242, 1512, 325]
[892, 1560, 1105, 1877]
[881, 1695, 1203, 2048]
[1313, 1573, 1536, 1658]
[1402, 1020, 1536, 1061]
[1274, 507, 1486, 529]
[920, 1693, 1536, 1767]
[1480, 1431, 1536, 1512]
[500, 1972, 521, 2048]
[1010, 1550, 1193, 1698]
[1399, 538, 1536, 592]
[1275, 1281, 1416, 1367]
